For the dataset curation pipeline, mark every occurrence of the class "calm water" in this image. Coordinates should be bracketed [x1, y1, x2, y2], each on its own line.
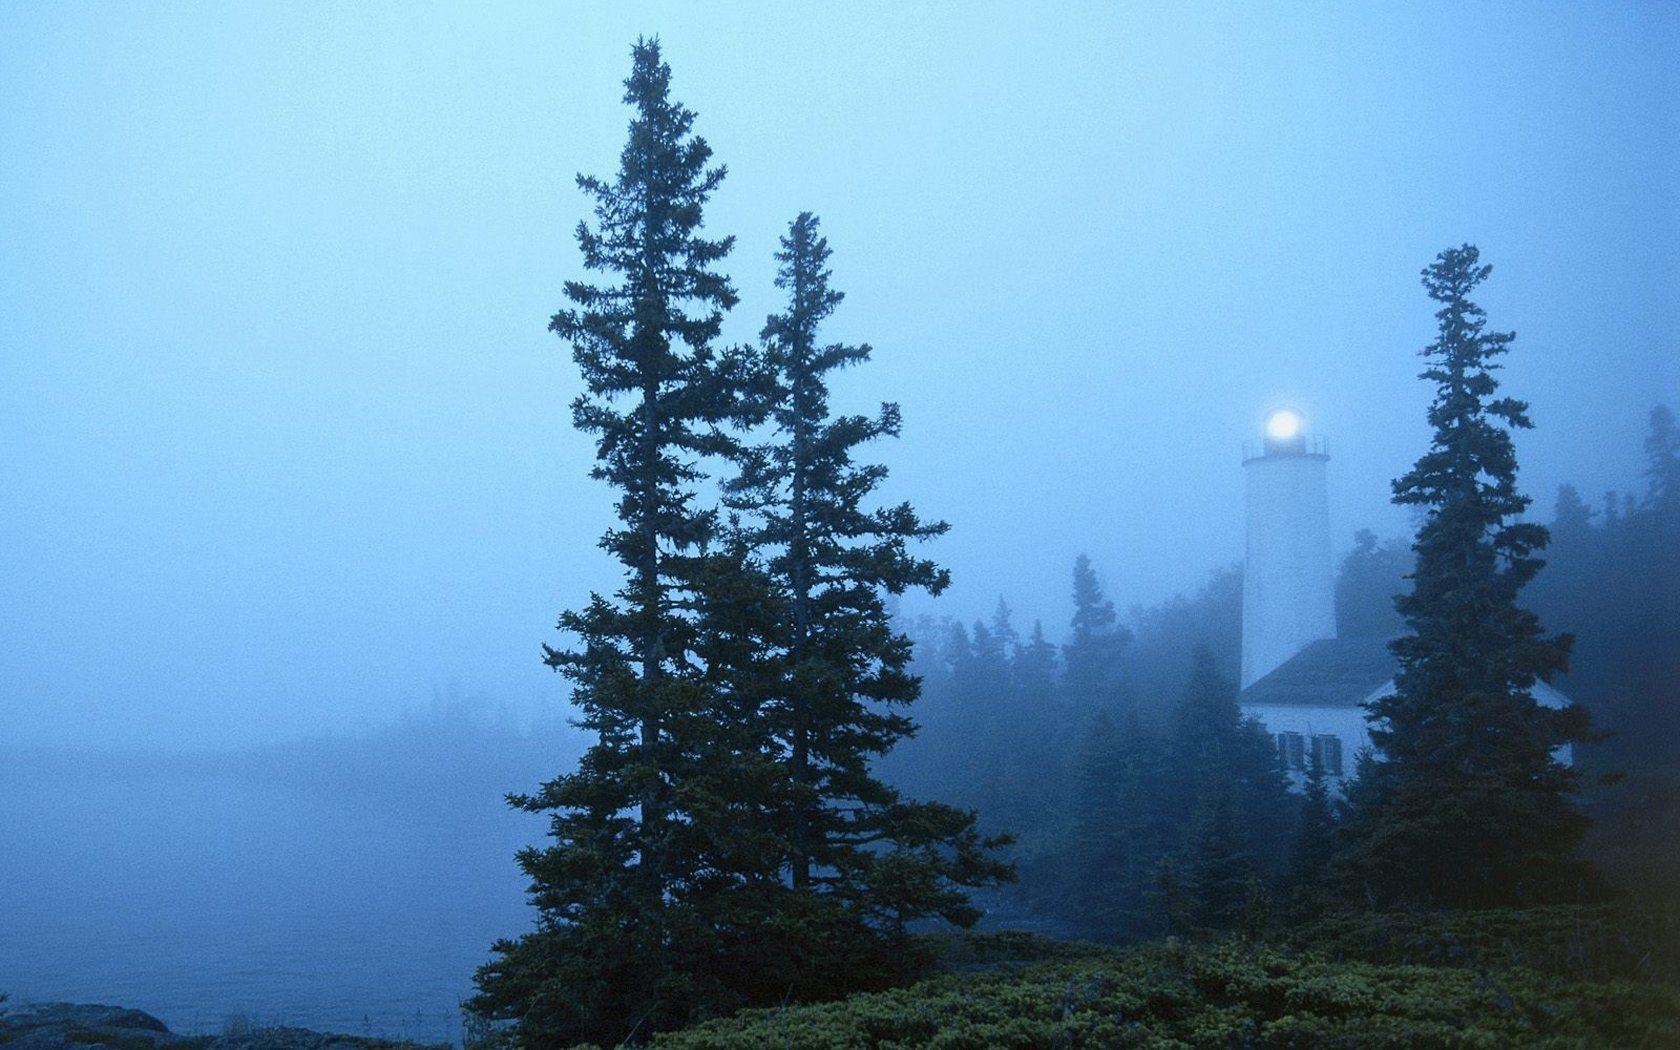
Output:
[0, 746, 551, 1045]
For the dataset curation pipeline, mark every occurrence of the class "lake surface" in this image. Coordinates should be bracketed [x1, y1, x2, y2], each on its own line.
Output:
[0, 745, 552, 1046]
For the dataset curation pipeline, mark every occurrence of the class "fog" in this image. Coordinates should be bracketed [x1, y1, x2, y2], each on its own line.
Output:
[4, 3, 1672, 750]
[2, 4, 1676, 1043]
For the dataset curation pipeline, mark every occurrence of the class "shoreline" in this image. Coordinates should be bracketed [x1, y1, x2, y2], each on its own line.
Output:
[0, 1002, 451, 1050]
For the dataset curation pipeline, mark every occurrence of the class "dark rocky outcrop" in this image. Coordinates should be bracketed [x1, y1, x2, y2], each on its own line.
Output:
[0, 1003, 446, 1050]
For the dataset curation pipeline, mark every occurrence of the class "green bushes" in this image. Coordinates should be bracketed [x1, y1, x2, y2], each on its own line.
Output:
[918, 930, 1110, 971]
[649, 938, 1680, 1048]
[1283, 903, 1680, 986]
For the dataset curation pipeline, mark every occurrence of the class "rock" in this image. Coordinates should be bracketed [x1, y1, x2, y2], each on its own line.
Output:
[0, 1002, 180, 1050]
[0, 1003, 445, 1050]
[2, 1003, 171, 1034]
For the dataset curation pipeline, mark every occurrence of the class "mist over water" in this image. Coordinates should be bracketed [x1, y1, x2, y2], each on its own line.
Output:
[3, 3, 1673, 752]
[0, 704, 576, 1044]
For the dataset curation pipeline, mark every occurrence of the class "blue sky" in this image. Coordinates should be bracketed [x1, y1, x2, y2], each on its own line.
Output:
[2, 3, 1675, 747]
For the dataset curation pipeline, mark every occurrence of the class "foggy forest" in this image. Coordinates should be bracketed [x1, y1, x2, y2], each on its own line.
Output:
[3, 5, 1678, 1049]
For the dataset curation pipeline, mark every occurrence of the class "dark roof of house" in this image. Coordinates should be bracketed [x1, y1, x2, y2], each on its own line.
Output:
[1240, 637, 1398, 708]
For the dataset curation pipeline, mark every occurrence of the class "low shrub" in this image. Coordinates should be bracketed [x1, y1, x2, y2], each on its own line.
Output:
[1284, 903, 1680, 987]
[917, 930, 1110, 972]
[650, 939, 1680, 1048]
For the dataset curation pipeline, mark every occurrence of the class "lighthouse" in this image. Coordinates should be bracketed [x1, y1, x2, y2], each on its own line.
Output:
[1240, 407, 1334, 689]
[1236, 406, 1574, 787]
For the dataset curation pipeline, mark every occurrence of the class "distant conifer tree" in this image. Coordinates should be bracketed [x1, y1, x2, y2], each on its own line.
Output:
[1067, 709, 1130, 936]
[1552, 484, 1594, 538]
[1335, 528, 1412, 641]
[1644, 404, 1680, 512]
[1167, 647, 1289, 819]
[1344, 245, 1595, 906]
[1064, 554, 1130, 711]
[1014, 620, 1061, 711]
[1011, 619, 1070, 816]
[1066, 706, 1166, 940]
[1285, 752, 1338, 917]
[1179, 786, 1254, 933]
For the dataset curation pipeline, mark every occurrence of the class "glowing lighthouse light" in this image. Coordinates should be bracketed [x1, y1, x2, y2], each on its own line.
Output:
[1265, 408, 1303, 441]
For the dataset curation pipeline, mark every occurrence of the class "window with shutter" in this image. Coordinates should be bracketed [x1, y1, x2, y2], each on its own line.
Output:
[1276, 732, 1306, 771]
[1310, 733, 1344, 776]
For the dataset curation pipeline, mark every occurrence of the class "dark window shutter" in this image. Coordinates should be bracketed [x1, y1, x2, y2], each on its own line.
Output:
[1310, 734, 1343, 776]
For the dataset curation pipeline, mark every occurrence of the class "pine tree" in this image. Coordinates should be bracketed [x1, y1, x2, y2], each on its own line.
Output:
[1345, 244, 1595, 907]
[1179, 786, 1254, 934]
[1285, 753, 1338, 917]
[1644, 404, 1680, 512]
[990, 597, 1021, 656]
[1167, 647, 1293, 893]
[1067, 709, 1131, 938]
[1167, 646, 1234, 803]
[1335, 528, 1411, 641]
[1552, 484, 1594, 540]
[963, 607, 1018, 815]
[469, 40, 766, 1046]
[724, 212, 1011, 955]
[1071, 554, 1116, 638]
[1014, 620, 1060, 713]
[1066, 707, 1166, 940]
[1064, 554, 1130, 713]
[1603, 404, 1680, 773]
[1009, 619, 1071, 828]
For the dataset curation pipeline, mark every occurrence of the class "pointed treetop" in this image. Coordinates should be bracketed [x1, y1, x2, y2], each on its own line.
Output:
[1645, 404, 1680, 510]
[1071, 553, 1117, 641]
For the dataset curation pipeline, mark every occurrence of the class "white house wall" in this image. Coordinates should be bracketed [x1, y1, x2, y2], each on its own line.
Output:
[1240, 701, 1372, 788]
[1245, 677, 1575, 792]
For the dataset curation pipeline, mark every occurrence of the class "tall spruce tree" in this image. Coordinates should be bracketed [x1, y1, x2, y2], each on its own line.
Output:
[1552, 484, 1593, 538]
[1345, 245, 1594, 906]
[965, 604, 1020, 817]
[470, 40, 764, 1046]
[725, 212, 1010, 948]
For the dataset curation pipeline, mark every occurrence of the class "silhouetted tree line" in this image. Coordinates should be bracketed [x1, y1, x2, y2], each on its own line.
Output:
[1308, 405, 1680, 888]
[470, 36, 1668, 1045]
[892, 254, 1673, 939]
[1324, 413, 1680, 794]
[887, 565, 1281, 941]
[890, 566, 1305, 940]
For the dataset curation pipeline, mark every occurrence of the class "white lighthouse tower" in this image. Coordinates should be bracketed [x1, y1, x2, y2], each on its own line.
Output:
[1240, 407, 1334, 689]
